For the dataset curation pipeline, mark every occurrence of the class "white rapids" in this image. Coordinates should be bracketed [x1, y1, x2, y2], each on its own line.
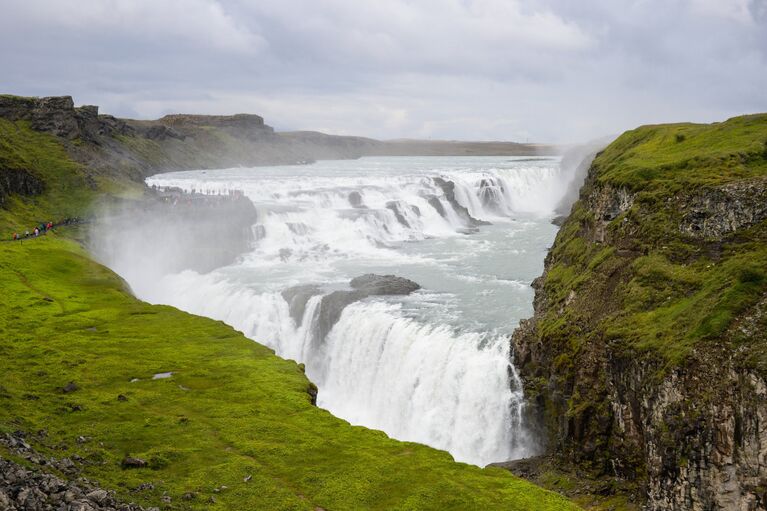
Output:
[103, 155, 572, 466]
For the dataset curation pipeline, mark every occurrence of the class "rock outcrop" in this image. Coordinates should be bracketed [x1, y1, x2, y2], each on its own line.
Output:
[680, 176, 767, 238]
[0, 95, 133, 141]
[316, 274, 420, 340]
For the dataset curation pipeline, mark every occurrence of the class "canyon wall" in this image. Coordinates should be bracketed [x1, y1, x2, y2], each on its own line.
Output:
[513, 115, 767, 510]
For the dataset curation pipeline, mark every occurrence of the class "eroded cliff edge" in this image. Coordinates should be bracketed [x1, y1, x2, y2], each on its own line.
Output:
[512, 114, 767, 510]
[0, 94, 555, 186]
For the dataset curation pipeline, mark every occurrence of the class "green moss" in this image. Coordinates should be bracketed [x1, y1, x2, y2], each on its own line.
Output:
[0, 237, 578, 510]
[593, 114, 767, 192]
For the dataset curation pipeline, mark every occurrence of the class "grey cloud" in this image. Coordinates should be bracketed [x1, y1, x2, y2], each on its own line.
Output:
[0, 0, 765, 142]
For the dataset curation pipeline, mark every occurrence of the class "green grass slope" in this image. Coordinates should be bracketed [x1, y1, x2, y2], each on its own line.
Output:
[0, 236, 578, 510]
[0, 118, 579, 509]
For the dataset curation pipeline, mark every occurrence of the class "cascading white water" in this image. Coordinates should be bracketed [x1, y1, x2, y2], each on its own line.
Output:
[104, 156, 567, 466]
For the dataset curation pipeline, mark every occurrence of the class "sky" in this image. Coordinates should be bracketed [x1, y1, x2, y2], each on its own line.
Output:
[1, 0, 766, 142]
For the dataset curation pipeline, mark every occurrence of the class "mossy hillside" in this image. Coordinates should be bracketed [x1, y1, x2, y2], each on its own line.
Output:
[0, 118, 142, 234]
[535, 114, 767, 374]
[0, 118, 92, 231]
[0, 236, 578, 510]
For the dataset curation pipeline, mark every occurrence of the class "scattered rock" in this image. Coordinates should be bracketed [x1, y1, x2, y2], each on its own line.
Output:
[0, 436, 148, 511]
[62, 381, 79, 394]
[86, 489, 109, 504]
[243, 475, 252, 483]
[117, 394, 128, 402]
[121, 457, 148, 469]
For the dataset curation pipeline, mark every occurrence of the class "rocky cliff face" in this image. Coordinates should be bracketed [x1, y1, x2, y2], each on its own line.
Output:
[0, 95, 133, 141]
[512, 116, 767, 510]
[0, 168, 44, 205]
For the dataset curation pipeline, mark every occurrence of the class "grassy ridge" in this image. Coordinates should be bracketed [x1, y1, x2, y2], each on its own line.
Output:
[594, 114, 767, 190]
[0, 117, 578, 509]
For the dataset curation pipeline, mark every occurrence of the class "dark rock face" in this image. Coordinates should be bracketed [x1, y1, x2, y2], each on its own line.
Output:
[385, 201, 411, 228]
[0, 168, 44, 205]
[143, 125, 185, 142]
[316, 274, 420, 341]
[432, 177, 490, 226]
[62, 381, 79, 394]
[121, 457, 148, 469]
[281, 285, 323, 326]
[159, 113, 274, 141]
[679, 177, 767, 238]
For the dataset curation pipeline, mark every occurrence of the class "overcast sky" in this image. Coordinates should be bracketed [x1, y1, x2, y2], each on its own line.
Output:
[1, 0, 765, 142]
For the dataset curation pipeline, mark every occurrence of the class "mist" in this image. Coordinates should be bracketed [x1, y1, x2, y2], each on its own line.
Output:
[89, 191, 257, 297]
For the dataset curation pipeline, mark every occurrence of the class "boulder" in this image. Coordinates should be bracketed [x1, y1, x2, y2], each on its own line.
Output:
[348, 191, 365, 208]
[317, 274, 420, 340]
[121, 457, 148, 469]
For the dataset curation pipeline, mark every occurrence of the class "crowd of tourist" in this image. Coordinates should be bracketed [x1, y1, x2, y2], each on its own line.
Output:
[6, 217, 83, 242]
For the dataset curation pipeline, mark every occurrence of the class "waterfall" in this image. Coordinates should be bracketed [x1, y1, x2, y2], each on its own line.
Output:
[99, 156, 565, 467]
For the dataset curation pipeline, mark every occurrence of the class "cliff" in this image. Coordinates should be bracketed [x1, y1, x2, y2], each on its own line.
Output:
[512, 114, 767, 510]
